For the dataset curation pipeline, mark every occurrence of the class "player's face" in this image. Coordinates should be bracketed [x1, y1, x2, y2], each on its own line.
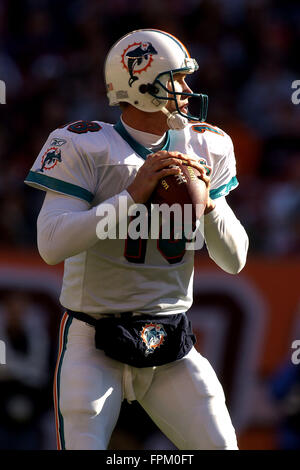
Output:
[165, 73, 192, 115]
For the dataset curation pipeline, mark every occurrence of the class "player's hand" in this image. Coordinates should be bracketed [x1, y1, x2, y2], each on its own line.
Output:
[167, 152, 216, 214]
[175, 154, 216, 214]
[127, 150, 184, 203]
[127, 151, 215, 214]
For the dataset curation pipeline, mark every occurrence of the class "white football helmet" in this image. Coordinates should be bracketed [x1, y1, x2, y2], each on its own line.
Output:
[104, 29, 208, 128]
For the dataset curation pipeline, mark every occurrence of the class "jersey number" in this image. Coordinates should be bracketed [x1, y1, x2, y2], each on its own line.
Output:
[59, 120, 102, 133]
[124, 214, 188, 265]
[192, 123, 224, 136]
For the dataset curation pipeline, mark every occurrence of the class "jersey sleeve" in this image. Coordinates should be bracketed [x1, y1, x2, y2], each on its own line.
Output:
[24, 125, 101, 204]
[209, 134, 239, 200]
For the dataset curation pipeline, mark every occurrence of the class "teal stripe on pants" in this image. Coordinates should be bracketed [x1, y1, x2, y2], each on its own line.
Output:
[56, 315, 73, 450]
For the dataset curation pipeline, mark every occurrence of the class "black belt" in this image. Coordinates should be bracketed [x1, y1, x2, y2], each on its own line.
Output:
[66, 308, 133, 327]
[65, 308, 196, 368]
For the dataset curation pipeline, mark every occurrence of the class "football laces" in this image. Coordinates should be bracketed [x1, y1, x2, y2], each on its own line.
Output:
[169, 164, 187, 184]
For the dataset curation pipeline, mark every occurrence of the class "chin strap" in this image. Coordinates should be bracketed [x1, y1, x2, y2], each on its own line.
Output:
[161, 107, 188, 130]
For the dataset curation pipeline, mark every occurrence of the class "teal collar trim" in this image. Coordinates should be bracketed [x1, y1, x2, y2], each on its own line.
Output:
[113, 119, 170, 160]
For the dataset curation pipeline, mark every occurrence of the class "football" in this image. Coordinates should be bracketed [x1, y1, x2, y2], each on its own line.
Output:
[150, 162, 208, 228]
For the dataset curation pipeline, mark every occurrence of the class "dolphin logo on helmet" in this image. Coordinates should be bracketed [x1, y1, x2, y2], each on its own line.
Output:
[123, 42, 158, 87]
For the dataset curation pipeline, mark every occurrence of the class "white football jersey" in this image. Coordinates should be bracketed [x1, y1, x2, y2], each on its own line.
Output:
[25, 119, 238, 316]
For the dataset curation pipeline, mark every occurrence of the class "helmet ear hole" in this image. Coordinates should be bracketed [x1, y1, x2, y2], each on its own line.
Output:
[139, 84, 159, 95]
[139, 84, 148, 94]
[148, 84, 160, 95]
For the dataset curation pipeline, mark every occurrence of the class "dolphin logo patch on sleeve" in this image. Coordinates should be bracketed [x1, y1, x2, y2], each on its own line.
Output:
[39, 147, 62, 172]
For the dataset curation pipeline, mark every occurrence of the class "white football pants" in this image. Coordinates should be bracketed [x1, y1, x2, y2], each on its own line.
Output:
[53, 313, 238, 450]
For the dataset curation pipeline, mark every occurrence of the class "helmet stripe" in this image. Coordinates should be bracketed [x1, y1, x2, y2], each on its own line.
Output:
[142, 28, 191, 58]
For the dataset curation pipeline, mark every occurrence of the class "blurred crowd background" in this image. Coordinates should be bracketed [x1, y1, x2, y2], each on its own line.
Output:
[0, 0, 299, 450]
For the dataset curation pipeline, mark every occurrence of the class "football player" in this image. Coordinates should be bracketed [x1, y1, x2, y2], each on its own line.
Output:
[25, 29, 249, 450]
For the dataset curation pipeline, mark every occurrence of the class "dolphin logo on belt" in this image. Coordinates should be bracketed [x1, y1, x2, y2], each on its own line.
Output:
[140, 323, 167, 356]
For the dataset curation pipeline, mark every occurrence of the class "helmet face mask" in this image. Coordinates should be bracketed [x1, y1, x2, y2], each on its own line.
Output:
[150, 68, 208, 122]
[104, 29, 208, 123]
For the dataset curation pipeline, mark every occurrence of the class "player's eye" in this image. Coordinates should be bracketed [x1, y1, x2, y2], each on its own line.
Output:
[174, 74, 185, 83]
